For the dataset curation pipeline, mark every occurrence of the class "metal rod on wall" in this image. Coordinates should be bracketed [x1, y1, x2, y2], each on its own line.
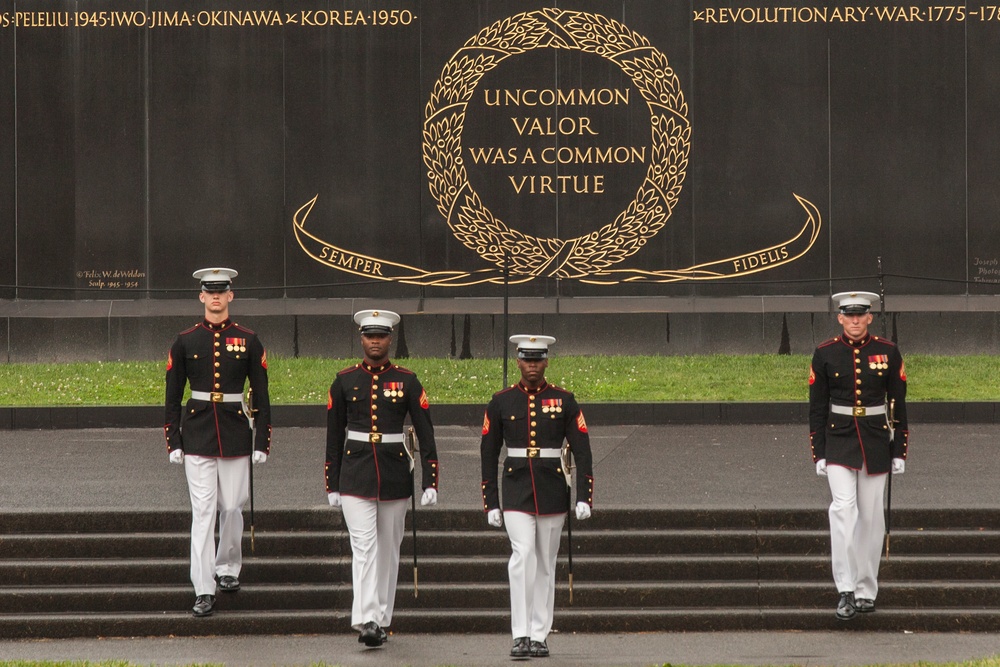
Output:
[877, 256, 888, 337]
[503, 250, 509, 389]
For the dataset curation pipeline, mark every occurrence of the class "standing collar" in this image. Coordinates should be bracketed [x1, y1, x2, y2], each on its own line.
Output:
[840, 333, 871, 347]
[361, 360, 393, 373]
[203, 318, 232, 331]
[518, 380, 549, 395]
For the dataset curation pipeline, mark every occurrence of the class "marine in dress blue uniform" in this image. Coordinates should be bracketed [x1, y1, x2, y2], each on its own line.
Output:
[480, 335, 594, 658]
[164, 268, 272, 617]
[809, 291, 908, 620]
[325, 309, 439, 647]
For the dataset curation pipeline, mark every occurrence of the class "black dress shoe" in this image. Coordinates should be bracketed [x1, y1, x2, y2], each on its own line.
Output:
[510, 636, 531, 658]
[192, 594, 215, 617]
[358, 621, 385, 647]
[836, 591, 856, 620]
[529, 639, 550, 657]
[216, 575, 240, 592]
[855, 597, 876, 613]
[377, 627, 388, 644]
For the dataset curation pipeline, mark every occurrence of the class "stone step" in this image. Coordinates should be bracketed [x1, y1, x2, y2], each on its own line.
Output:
[5, 507, 999, 534]
[4, 528, 1000, 559]
[2, 553, 997, 587]
[2, 580, 1000, 614]
[4, 605, 1000, 640]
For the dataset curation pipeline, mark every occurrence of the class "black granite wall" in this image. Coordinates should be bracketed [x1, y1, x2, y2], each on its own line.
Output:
[2, 1, 998, 304]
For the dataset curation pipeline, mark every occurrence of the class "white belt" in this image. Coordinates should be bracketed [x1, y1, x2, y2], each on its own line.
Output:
[830, 404, 886, 417]
[191, 391, 244, 403]
[507, 447, 561, 459]
[347, 430, 405, 444]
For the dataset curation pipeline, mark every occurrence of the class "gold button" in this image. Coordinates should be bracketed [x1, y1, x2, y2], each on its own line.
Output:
[855, 368, 860, 374]
[530, 421, 536, 427]
[215, 362, 220, 368]
[855, 390, 861, 395]
[214, 372, 220, 378]
[215, 333, 220, 338]
[214, 383, 220, 389]
[530, 411, 536, 416]
[372, 376, 379, 381]
[530, 431, 536, 437]
[372, 415, 378, 421]
[215, 351, 220, 357]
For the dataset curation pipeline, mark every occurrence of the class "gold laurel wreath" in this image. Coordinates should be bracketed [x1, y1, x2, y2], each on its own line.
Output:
[422, 8, 691, 279]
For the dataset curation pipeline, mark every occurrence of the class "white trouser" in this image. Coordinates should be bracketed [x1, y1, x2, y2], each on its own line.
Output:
[827, 463, 887, 600]
[341, 496, 408, 628]
[504, 511, 565, 641]
[184, 455, 249, 596]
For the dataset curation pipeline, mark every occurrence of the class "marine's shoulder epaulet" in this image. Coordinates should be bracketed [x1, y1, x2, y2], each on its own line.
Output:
[178, 323, 201, 336]
[337, 364, 361, 376]
[392, 364, 415, 375]
[232, 323, 256, 335]
[870, 336, 897, 347]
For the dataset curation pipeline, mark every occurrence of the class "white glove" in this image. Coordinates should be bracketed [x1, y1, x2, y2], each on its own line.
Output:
[815, 459, 827, 476]
[487, 508, 503, 528]
[169, 449, 184, 464]
[891, 458, 905, 474]
[575, 501, 592, 520]
[327, 492, 342, 508]
[252, 451, 267, 464]
[420, 487, 438, 506]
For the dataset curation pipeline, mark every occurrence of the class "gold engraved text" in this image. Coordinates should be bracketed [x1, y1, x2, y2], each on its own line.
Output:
[318, 247, 384, 276]
[484, 88, 630, 107]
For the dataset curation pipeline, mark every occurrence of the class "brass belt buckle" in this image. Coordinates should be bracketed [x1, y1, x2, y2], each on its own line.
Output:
[853, 406, 866, 417]
[369, 432, 382, 444]
[210, 392, 224, 403]
[527, 447, 540, 458]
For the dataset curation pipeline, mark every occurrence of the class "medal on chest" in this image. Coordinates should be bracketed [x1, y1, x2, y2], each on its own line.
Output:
[541, 398, 563, 414]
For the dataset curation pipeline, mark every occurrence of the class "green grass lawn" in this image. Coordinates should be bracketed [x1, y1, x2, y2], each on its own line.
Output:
[0, 354, 997, 406]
